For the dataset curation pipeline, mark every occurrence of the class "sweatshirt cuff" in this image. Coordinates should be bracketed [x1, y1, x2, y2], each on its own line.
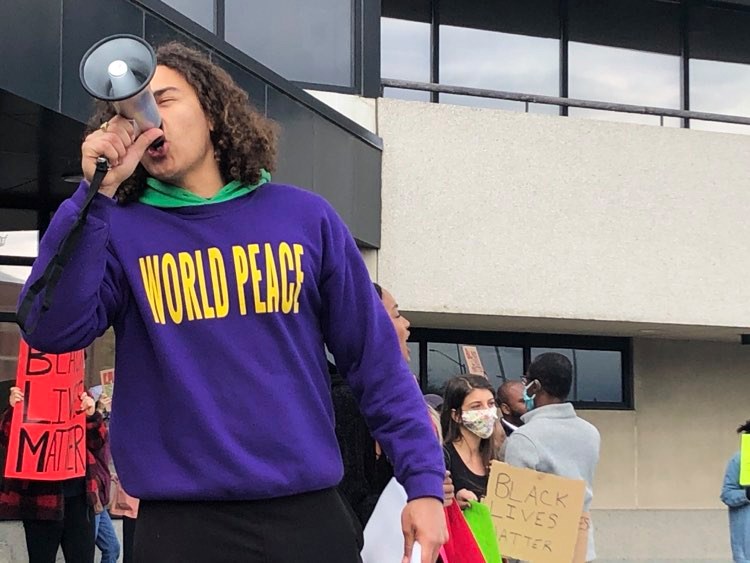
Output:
[402, 472, 445, 503]
[70, 180, 116, 221]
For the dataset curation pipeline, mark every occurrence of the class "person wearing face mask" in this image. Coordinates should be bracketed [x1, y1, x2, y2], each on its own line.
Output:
[505, 353, 601, 563]
[441, 375, 498, 509]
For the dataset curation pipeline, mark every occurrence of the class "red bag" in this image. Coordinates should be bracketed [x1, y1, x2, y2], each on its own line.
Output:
[441, 501, 486, 563]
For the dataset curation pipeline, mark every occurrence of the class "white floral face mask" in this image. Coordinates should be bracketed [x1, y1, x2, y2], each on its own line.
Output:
[461, 407, 498, 439]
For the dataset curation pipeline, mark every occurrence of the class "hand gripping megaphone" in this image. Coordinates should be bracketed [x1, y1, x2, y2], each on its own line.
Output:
[16, 35, 165, 335]
[79, 34, 164, 144]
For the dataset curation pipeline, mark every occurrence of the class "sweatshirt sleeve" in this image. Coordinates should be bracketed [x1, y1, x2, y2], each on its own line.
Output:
[504, 432, 541, 470]
[318, 203, 445, 503]
[17, 182, 127, 353]
[721, 455, 749, 508]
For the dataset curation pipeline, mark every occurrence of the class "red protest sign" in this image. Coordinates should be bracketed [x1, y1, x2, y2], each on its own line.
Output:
[4, 341, 86, 481]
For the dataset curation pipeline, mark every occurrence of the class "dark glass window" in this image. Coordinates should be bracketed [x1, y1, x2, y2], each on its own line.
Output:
[162, 0, 215, 31]
[439, 0, 559, 112]
[225, 0, 354, 87]
[422, 342, 523, 395]
[381, 17, 431, 101]
[407, 341, 420, 374]
[530, 348, 623, 403]
[689, 4, 750, 134]
[409, 329, 630, 409]
[568, 0, 681, 126]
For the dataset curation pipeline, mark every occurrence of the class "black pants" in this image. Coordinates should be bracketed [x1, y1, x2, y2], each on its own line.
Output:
[23, 494, 95, 563]
[122, 516, 137, 563]
[134, 488, 363, 563]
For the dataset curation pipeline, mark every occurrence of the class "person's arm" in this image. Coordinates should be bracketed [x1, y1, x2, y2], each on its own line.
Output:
[721, 455, 749, 508]
[318, 203, 446, 562]
[319, 205, 444, 502]
[16, 185, 127, 353]
[504, 432, 540, 470]
[17, 120, 160, 353]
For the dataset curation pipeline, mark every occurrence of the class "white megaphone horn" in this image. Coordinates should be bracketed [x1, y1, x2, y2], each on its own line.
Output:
[79, 34, 164, 146]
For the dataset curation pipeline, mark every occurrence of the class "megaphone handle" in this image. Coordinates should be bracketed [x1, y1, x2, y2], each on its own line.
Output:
[16, 158, 109, 334]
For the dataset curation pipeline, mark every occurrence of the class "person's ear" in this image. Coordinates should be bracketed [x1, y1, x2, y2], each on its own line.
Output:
[500, 403, 511, 416]
[451, 408, 461, 424]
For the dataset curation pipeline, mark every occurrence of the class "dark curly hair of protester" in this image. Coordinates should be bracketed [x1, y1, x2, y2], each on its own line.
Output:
[84, 42, 278, 205]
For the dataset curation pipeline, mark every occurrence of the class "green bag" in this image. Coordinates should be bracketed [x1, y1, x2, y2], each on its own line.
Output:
[464, 501, 503, 563]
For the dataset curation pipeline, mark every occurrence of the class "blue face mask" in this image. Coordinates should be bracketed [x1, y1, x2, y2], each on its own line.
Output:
[523, 381, 536, 412]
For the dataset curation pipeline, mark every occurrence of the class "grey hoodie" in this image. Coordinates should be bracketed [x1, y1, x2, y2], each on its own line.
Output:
[504, 402, 601, 562]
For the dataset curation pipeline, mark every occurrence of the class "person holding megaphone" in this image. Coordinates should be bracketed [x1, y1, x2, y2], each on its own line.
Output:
[16, 39, 447, 563]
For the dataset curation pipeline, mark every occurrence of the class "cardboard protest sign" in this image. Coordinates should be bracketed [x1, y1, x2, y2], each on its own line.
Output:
[100, 368, 115, 398]
[482, 461, 586, 563]
[572, 512, 591, 563]
[4, 341, 86, 481]
[462, 346, 486, 376]
[740, 433, 750, 486]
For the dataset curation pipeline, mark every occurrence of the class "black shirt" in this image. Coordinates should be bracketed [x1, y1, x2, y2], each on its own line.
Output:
[330, 366, 393, 527]
[444, 442, 488, 499]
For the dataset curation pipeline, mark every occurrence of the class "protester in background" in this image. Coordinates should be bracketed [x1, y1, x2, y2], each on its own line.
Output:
[334, 282, 453, 526]
[496, 380, 526, 436]
[504, 353, 601, 563]
[441, 375, 498, 508]
[0, 387, 107, 563]
[493, 380, 527, 461]
[720, 420, 750, 563]
[18, 42, 446, 562]
[91, 389, 120, 563]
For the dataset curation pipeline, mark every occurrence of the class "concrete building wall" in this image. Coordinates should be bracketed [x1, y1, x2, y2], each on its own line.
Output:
[372, 98, 750, 560]
[563, 338, 750, 561]
[376, 98, 750, 333]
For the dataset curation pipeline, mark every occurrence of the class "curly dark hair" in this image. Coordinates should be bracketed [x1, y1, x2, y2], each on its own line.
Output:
[85, 41, 277, 204]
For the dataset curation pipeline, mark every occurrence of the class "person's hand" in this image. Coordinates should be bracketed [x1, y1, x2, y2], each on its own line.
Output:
[443, 471, 455, 507]
[455, 488, 478, 510]
[8, 387, 23, 408]
[79, 393, 96, 417]
[98, 395, 113, 413]
[81, 116, 163, 197]
[401, 497, 447, 563]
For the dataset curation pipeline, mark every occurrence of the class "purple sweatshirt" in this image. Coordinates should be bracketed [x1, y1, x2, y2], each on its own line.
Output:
[19, 182, 444, 502]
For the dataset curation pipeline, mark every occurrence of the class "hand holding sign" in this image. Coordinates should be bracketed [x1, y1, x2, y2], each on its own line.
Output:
[79, 393, 96, 417]
[9, 387, 24, 408]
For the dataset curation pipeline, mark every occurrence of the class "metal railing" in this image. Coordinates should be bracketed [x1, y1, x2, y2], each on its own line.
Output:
[382, 78, 750, 127]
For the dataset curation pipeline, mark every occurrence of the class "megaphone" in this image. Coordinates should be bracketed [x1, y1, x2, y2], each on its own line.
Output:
[79, 34, 163, 144]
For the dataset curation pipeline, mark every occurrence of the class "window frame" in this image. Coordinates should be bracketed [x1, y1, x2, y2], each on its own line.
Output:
[377, 0, 750, 128]
[409, 328, 633, 411]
